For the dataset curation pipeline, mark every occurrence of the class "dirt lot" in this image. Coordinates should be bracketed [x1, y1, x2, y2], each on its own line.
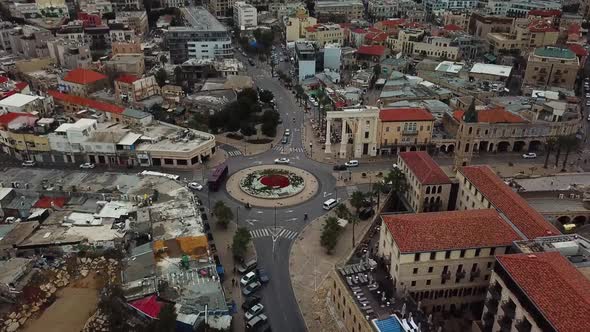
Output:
[22, 274, 101, 332]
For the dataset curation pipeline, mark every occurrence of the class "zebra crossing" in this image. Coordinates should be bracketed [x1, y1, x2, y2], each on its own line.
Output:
[272, 146, 305, 154]
[227, 150, 243, 157]
[249, 228, 299, 240]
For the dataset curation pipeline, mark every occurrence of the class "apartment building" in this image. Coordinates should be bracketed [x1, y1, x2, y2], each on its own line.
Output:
[58, 68, 108, 97]
[111, 0, 143, 11]
[285, 15, 318, 43]
[487, 19, 558, 55]
[109, 23, 135, 43]
[523, 46, 579, 90]
[392, 29, 460, 60]
[377, 108, 434, 154]
[79, 0, 113, 16]
[233, 2, 257, 29]
[166, 7, 232, 63]
[0, 94, 52, 114]
[314, 0, 364, 21]
[304, 24, 344, 47]
[208, 0, 235, 17]
[468, 14, 513, 39]
[115, 11, 148, 36]
[367, 0, 419, 20]
[378, 210, 521, 314]
[112, 40, 142, 55]
[8, 25, 54, 58]
[114, 75, 160, 103]
[478, 252, 590, 332]
[47, 39, 92, 70]
[397, 151, 451, 213]
[105, 54, 145, 76]
[456, 165, 561, 239]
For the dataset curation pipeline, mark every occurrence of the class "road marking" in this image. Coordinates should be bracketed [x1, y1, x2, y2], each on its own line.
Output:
[285, 217, 298, 222]
[323, 192, 333, 198]
[255, 210, 264, 214]
[252, 161, 263, 165]
[285, 209, 294, 213]
[227, 150, 243, 157]
[249, 227, 298, 240]
[291, 147, 304, 153]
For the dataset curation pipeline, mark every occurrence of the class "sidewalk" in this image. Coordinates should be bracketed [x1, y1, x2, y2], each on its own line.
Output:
[216, 132, 282, 157]
[289, 201, 375, 332]
[210, 220, 257, 332]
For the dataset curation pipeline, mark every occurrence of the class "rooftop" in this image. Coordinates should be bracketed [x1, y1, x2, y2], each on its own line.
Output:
[459, 166, 560, 239]
[533, 46, 576, 60]
[0, 93, 39, 108]
[48, 90, 125, 114]
[0, 112, 36, 125]
[172, 6, 226, 32]
[63, 68, 107, 85]
[379, 108, 434, 122]
[357, 45, 387, 57]
[567, 43, 588, 57]
[116, 74, 138, 84]
[469, 63, 512, 78]
[453, 107, 527, 124]
[496, 252, 590, 332]
[399, 151, 450, 185]
[382, 209, 522, 253]
[435, 61, 463, 74]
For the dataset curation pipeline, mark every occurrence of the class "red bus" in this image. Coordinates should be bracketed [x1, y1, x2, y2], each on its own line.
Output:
[208, 163, 228, 191]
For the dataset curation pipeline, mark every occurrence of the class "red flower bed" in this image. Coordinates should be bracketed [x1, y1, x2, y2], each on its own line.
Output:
[260, 174, 290, 188]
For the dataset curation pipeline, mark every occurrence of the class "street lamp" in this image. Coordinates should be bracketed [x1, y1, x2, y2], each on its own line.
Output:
[309, 142, 313, 158]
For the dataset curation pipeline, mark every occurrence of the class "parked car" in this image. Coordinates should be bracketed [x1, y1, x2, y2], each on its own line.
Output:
[359, 207, 375, 220]
[522, 152, 537, 159]
[281, 136, 288, 144]
[333, 164, 347, 171]
[274, 157, 290, 164]
[242, 281, 262, 296]
[344, 160, 359, 167]
[248, 59, 255, 66]
[284, 129, 291, 136]
[240, 271, 258, 287]
[257, 267, 270, 283]
[22, 160, 35, 167]
[242, 295, 262, 311]
[244, 303, 264, 320]
[238, 258, 258, 274]
[246, 314, 268, 330]
[79, 163, 95, 169]
[188, 182, 203, 190]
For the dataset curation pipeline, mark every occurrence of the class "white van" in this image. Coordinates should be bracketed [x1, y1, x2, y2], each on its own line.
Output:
[323, 198, 338, 210]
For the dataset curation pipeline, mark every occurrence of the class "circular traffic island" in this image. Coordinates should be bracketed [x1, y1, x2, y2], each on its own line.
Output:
[226, 165, 318, 208]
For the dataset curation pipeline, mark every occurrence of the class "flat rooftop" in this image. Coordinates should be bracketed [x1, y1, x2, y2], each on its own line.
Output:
[175, 6, 226, 31]
[514, 173, 590, 192]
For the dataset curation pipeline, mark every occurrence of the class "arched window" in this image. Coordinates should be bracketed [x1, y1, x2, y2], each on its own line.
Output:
[426, 186, 431, 194]
[438, 186, 442, 193]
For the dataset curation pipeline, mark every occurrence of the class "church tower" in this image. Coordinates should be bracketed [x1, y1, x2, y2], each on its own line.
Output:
[453, 99, 478, 171]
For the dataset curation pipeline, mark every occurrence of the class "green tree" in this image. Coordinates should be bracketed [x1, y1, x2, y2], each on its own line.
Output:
[155, 68, 167, 87]
[213, 201, 233, 228]
[294, 84, 305, 106]
[240, 123, 257, 136]
[349, 191, 366, 247]
[174, 66, 183, 86]
[543, 137, 557, 169]
[98, 285, 129, 332]
[371, 181, 387, 207]
[259, 89, 274, 103]
[334, 204, 350, 219]
[232, 227, 252, 259]
[560, 135, 580, 171]
[160, 54, 167, 65]
[384, 167, 408, 194]
[320, 216, 343, 254]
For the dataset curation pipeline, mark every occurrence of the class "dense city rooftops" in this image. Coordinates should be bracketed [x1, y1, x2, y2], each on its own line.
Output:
[496, 252, 590, 332]
[382, 209, 522, 253]
[169, 6, 227, 32]
[48, 90, 125, 114]
[459, 166, 560, 239]
[399, 151, 450, 185]
[533, 46, 576, 60]
[357, 45, 387, 56]
[62, 68, 107, 85]
[453, 107, 527, 124]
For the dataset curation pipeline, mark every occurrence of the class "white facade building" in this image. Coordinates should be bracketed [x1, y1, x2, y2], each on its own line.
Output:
[324, 43, 341, 72]
[423, 0, 477, 12]
[233, 1, 257, 29]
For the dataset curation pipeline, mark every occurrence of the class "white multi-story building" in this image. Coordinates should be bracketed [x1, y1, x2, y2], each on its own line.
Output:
[485, 0, 561, 17]
[161, 0, 187, 7]
[79, 0, 114, 16]
[324, 43, 341, 72]
[368, 0, 418, 20]
[423, 0, 477, 13]
[233, 1, 257, 29]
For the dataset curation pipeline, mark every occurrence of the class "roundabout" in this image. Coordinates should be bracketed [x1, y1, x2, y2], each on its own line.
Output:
[226, 165, 319, 208]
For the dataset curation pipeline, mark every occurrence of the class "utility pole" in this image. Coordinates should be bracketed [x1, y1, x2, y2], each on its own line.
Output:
[274, 205, 277, 233]
[236, 206, 240, 227]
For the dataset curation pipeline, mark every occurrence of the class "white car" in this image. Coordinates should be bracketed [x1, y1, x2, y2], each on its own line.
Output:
[522, 153, 537, 159]
[284, 129, 291, 136]
[79, 163, 95, 169]
[274, 158, 290, 164]
[244, 303, 264, 321]
[22, 160, 35, 167]
[310, 99, 319, 107]
[188, 182, 203, 190]
[344, 160, 359, 167]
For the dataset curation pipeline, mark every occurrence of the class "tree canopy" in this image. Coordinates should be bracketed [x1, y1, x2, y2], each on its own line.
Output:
[213, 201, 233, 228]
[233, 227, 252, 259]
[320, 216, 343, 254]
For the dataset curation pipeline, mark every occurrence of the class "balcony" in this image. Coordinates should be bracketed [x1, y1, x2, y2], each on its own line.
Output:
[456, 269, 466, 280]
[501, 300, 516, 319]
[515, 319, 532, 332]
[498, 315, 513, 331]
[402, 129, 418, 135]
[488, 282, 501, 300]
[441, 271, 451, 281]
[484, 297, 499, 314]
[470, 268, 481, 279]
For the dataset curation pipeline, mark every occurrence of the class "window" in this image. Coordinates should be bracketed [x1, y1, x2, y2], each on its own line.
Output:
[164, 158, 174, 165]
[364, 132, 369, 139]
[445, 251, 451, 259]
[426, 280, 431, 285]
[411, 281, 416, 286]
[414, 253, 420, 261]
[428, 266, 433, 273]
[475, 248, 480, 257]
[490, 247, 496, 256]
[460, 249, 466, 258]
[413, 268, 418, 274]
[430, 252, 436, 260]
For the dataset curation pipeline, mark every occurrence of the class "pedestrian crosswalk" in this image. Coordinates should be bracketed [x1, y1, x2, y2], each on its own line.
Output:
[227, 150, 243, 157]
[249, 228, 299, 240]
[272, 146, 305, 154]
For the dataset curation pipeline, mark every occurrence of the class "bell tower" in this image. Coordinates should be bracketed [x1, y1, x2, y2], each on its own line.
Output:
[453, 99, 478, 171]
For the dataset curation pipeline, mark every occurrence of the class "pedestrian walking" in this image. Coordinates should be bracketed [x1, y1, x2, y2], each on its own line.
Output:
[233, 266, 236, 274]
[232, 278, 235, 287]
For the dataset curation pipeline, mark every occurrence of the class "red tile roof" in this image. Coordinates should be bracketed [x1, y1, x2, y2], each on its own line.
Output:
[379, 108, 434, 122]
[357, 45, 387, 56]
[116, 74, 138, 84]
[48, 90, 125, 114]
[14, 82, 28, 91]
[528, 20, 558, 33]
[129, 295, 165, 319]
[63, 68, 107, 85]
[379, 19, 405, 27]
[567, 43, 588, 56]
[568, 23, 581, 34]
[352, 28, 367, 34]
[0, 76, 9, 84]
[453, 107, 527, 124]
[443, 24, 463, 31]
[399, 151, 450, 185]
[528, 9, 561, 17]
[460, 166, 560, 239]
[382, 209, 522, 253]
[366, 31, 388, 42]
[496, 252, 590, 332]
[33, 197, 66, 209]
[0, 112, 36, 125]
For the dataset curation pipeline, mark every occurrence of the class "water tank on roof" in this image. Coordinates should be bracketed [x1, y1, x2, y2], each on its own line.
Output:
[552, 241, 580, 256]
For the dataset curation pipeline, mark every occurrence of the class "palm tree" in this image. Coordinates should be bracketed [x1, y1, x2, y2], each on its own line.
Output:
[349, 191, 366, 248]
[554, 136, 569, 168]
[543, 137, 557, 169]
[371, 181, 387, 208]
[561, 135, 580, 171]
[383, 168, 408, 194]
[294, 84, 305, 106]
